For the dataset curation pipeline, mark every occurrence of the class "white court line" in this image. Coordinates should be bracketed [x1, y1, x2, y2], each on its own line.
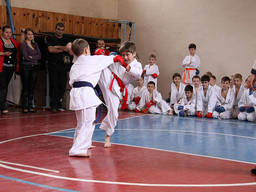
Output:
[0, 160, 59, 173]
[0, 162, 256, 187]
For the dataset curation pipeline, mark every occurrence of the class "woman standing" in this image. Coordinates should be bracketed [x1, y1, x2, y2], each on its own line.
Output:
[0, 25, 20, 114]
[20, 28, 41, 113]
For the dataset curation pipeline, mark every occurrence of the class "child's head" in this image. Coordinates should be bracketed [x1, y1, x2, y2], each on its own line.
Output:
[188, 43, 196, 56]
[221, 76, 231, 90]
[233, 73, 243, 88]
[136, 77, 144, 87]
[147, 81, 155, 93]
[97, 39, 105, 49]
[205, 71, 213, 77]
[72, 39, 90, 57]
[210, 75, 216, 86]
[172, 73, 181, 86]
[149, 53, 157, 66]
[201, 75, 210, 89]
[192, 75, 201, 88]
[185, 85, 193, 100]
[119, 41, 136, 65]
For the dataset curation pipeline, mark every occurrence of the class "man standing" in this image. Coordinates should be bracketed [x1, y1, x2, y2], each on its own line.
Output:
[47, 23, 70, 112]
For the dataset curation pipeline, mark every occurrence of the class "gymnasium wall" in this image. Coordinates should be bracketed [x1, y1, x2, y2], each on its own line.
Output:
[118, 0, 256, 97]
[0, 0, 118, 19]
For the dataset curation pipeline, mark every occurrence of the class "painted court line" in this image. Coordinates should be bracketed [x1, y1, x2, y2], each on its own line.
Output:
[0, 174, 79, 192]
[0, 160, 59, 173]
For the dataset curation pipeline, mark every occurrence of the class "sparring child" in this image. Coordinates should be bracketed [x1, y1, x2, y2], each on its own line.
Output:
[182, 43, 200, 84]
[94, 39, 110, 56]
[169, 73, 185, 108]
[212, 76, 235, 119]
[210, 75, 221, 92]
[192, 75, 201, 112]
[98, 41, 142, 147]
[136, 81, 172, 115]
[142, 53, 160, 88]
[174, 85, 196, 116]
[232, 73, 245, 118]
[196, 75, 217, 118]
[68, 39, 123, 157]
[128, 77, 147, 111]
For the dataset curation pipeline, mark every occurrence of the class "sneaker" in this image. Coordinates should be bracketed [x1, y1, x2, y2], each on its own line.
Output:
[57, 107, 65, 112]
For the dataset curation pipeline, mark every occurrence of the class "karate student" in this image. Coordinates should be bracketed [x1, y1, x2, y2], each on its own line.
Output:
[128, 77, 147, 111]
[174, 85, 196, 116]
[196, 75, 217, 118]
[68, 39, 124, 157]
[142, 53, 160, 88]
[94, 39, 110, 56]
[212, 76, 235, 119]
[232, 73, 245, 118]
[192, 75, 201, 112]
[136, 81, 172, 115]
[169, 73, 185, 107]
[182, 43, 200, 84]
[98, 41, 142, 147]
[210, 75, 221, 92]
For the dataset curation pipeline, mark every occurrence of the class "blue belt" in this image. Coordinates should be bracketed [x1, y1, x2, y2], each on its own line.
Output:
[72, 81, 102, 123]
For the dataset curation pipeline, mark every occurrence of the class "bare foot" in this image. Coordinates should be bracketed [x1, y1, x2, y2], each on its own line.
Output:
[69, 153, 89, 158]
[89, 145, 96, 149]
[104, 135, 111, 148]
[168, 109, 173, 116]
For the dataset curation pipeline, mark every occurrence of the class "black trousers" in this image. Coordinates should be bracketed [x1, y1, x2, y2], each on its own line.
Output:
[20, 66, 38, 109]
[0, 66, 14, 110]
[48, 66, 67, 109]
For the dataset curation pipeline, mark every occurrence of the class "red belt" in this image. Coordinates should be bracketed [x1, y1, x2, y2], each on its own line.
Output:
[109, 72, 128, 110]
[183, 68, 196, 84]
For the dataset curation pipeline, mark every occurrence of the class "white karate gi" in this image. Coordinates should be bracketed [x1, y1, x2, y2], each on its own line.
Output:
[182, 54, 200, 84]
[212, 88, 235, 119]
[197, 86, 217, 116]
[69, 55, 114, 156]
[174, 96, 196, 116]
[169, 82, 185, 106]
[128, 86, 147, 111]
[98, 59, 142, 136]
[143, 64, 160, 88]
[232, 85, 245, 118]
[211, 84, 221, 93]
[193, 85, 202, 112]
[136, 89, 170, 114]
[238, 88, 256, 122]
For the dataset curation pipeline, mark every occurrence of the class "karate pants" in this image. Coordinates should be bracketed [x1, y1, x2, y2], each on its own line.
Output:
[69, 107, 96, 156]
[149, 101, 170, 114]
[238, 112, 256, 122]
[213, 111, 232, 119]
[128, 102, 137, 111]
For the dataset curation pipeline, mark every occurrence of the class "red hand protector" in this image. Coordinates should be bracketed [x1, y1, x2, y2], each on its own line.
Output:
[196, 111, 203, 118]
[94, 48, 104, 55]
[133, 96, 141, 105]
[114, 55, 127, 68]
[151, 73, 158, 79]
[205, 112, 212, 118]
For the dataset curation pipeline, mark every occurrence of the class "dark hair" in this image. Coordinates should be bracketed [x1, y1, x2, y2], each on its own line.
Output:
[119, 41, 136, 53]
[147, 81, 155, 87]
[2, 25, 11, 32]
[185, 84, 193, 92]
[211, 75, 216, 80]
[205, 71, 213, 77]
[221, 76, 231, 83]
[201, 75, 210, 82]
[149, 53, 156, 59]
[192, 75, 200, 80]
[172, 73, 181, 80]
[24, 28, 37, 49]
[188, 43, 196, 49]
[72, 39, 89, 56]
[234, 73, 242, 80]
[56, 22, 65, 29]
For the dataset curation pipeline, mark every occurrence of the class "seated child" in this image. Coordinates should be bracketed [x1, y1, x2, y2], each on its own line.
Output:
[192, 75, 201, 112]
[68, 39, 123, 157]
[182, 43, 200, 84]
[210, 75, 221, 92]
[238, 78, 256, 122]
[170, 73, 185, 107]
[94, 39, 110, 56]
[174, 85, 196, 116]
[142, 53, 160, 88]
[128, 77, 147, 111]
[212, 76, 235, 119]
[196, 75, 217, 118]
[136, 81, 172, 115]
[232, 73, 245, 118]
